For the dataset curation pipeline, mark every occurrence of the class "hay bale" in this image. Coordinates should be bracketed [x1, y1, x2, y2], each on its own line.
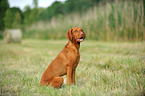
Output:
[4, 29, 22, 43]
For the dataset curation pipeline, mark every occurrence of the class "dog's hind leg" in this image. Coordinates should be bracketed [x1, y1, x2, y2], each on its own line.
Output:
[50, 77, 64, 88]
[40, 79, 50, 86]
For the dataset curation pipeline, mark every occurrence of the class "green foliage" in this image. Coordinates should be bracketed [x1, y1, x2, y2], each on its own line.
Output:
[0, 0, 9, 31]
[144, 0, 145, 17]
[2, 0, 144, 41]
[33, 0, 38, 8]
[23, 5, 32, 25]
[4, 9, 13, 28]
[64, 0, 93, 13]
[29, 8, 38, 23]
[0, 40, 144, 95]
[13, 12, 21, 28]
[36, 0, 102, 21]
[23, 6, 38, 25]
[9, 7, 23, 24]
[24, 1, 145, 41]
[38, 1, 64, 21]
[4, 7, 23, 29]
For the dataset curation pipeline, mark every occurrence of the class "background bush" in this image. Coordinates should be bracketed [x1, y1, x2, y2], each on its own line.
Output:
[0, 0, 144, 41]
[24, 1, 145, 41]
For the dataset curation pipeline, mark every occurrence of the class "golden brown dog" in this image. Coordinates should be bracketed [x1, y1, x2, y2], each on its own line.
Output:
[40, 27, 86, 88]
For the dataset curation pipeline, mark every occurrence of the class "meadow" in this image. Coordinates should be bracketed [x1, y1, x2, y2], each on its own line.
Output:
[24, 1, 145, 41]
[0, 39, 144, 96]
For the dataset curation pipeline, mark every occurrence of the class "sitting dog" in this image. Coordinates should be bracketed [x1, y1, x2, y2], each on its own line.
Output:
[40, 27, 86, 88]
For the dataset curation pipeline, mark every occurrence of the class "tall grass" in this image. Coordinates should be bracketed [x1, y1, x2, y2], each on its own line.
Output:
[24, 0, 144, 41]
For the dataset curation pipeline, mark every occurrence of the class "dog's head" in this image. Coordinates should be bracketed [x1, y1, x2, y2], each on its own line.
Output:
[66, 27, 86, 42]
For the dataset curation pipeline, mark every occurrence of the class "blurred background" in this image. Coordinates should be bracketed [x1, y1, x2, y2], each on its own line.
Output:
[0, 0, 144, 41]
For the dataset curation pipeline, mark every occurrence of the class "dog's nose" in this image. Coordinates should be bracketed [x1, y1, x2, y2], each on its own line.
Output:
[81, 31, 84, 35]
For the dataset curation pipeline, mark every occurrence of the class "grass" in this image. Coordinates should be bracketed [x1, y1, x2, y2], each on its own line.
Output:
[0, 39, 145, 96]
[23, 0, 145, 41]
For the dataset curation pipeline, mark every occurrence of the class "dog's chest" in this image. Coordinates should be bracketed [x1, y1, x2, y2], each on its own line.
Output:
[72, 52, 80, 69]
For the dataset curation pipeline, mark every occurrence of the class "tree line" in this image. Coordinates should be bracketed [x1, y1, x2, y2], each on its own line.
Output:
[0, 0, 144, 41]
[0, 0, 104, 32]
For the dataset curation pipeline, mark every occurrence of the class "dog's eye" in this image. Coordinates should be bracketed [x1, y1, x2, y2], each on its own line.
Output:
[74, 30, 77, 32]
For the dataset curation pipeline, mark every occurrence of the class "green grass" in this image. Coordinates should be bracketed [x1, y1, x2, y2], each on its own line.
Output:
[0, 40, 145, 96]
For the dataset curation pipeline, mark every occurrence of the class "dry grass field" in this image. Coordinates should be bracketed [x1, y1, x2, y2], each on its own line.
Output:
[0, 39, 145, 96]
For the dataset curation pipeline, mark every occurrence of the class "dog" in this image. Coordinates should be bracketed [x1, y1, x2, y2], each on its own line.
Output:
[40, 27, 86, 88]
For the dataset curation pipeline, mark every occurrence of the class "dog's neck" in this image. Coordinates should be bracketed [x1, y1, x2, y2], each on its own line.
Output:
[67, 40, 80, 50]
[73, 40, 80, 49]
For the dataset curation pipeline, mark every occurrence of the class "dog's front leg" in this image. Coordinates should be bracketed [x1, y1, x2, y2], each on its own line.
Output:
[67, 66, 72, 85]
[71, 69, 76, 85]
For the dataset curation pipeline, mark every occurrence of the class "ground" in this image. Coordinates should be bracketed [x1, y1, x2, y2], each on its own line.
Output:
[0, 40, 144, 96]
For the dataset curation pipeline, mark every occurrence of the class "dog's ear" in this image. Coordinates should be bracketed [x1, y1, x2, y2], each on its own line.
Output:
[66, 28, 73, 41]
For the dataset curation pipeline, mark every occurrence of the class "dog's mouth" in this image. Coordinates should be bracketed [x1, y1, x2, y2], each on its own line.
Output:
[76, 37, 83, 42]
